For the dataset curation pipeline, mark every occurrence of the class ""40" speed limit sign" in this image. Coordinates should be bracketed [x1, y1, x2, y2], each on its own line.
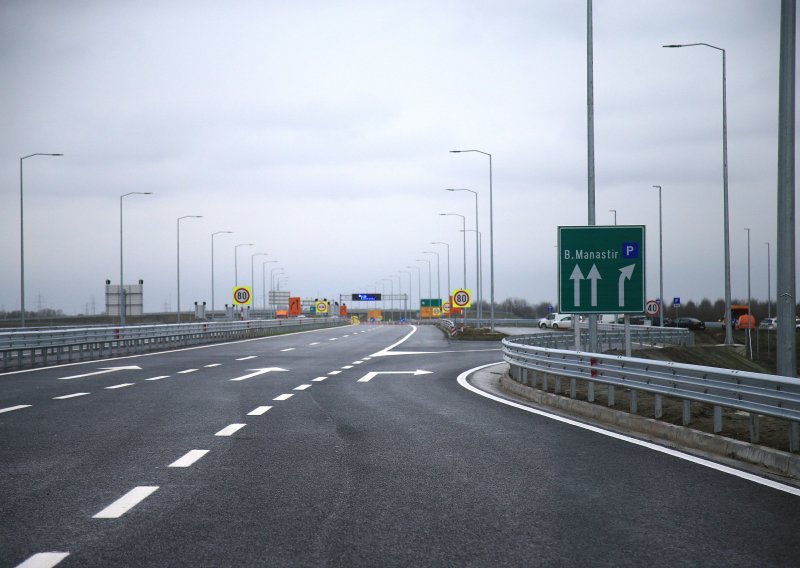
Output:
[452, 289, 471, 308]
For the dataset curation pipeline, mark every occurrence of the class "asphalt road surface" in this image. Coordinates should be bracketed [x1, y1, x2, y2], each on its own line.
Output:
[2, 324, 800, 567]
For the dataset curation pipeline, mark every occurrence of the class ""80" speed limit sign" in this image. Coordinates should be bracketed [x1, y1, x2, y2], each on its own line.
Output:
[232, 286, 252, 306]
[452, 289, 471, 308]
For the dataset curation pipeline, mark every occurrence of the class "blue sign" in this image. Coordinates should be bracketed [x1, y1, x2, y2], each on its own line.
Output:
[352, 293, 382, 301]
[547, 304, 554, 313]
[673, 297, 681, 307]
[622, 242, 639, 259]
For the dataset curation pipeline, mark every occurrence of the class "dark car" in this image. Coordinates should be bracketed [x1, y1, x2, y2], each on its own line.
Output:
[673, 317, 705, 330]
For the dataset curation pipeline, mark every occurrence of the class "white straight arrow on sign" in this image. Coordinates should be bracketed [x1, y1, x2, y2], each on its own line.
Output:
[230, 367, 288, 382]
[357, 370, 432, 383]
[618, 264, 635, 306]
[58, 366, 142, 380]
[587, 264, 601, 307]
[569, 265, 584, 306]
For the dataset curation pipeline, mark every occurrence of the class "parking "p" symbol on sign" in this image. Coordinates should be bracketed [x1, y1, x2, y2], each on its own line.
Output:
[622, 242, 638, 259]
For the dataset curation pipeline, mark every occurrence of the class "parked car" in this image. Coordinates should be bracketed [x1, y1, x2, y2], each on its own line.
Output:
[550, 314, 577, 330]
[538, 313, 559, 329]
[759, 317, 776, 330]
[672, 317, 705, 330]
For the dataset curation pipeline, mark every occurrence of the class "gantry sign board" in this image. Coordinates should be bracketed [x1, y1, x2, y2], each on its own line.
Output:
[558, 226, 645, 314]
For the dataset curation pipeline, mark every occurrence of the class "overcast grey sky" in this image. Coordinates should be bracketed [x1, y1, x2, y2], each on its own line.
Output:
[0, 1, 790, 315]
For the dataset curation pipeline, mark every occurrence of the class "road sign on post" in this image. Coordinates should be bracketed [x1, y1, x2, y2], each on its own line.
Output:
[645, 300, 660, 317]
[452, 289, 471, 309]
[232, 286, 252, 306]
[558, 226, 645, 314]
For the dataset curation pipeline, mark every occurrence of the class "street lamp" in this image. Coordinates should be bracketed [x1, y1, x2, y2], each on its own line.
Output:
[19, 153, 63, 327]
[416, 258, 432, 300]
[234, 243, 254, 286]
[765, 242, 772, 319]
[446, 188, 481, 324]
[439, 213, 467, 289]
[120, 191, 152, 325]
[422, 251, 441, 302]
[653, 185, 664, 327]
[262, 260, 277, 313]
[399, 270, 412, 320]
[177, 215, 202, 323]
[390, 274, 404, 320]
[406, 265, 422, 316]
[609, 209, 617, 225]
[431, 241, 451, 303]
[270, 268, 284, 312]
[664, 42, 733, 345]
[450, 149, 495, 331]
[745, 228, 752, 359]
[251, 252, 269, 313]
[383, 277, 394, 321]
[211, 231, 233, 319]
[460, 229, 483, 326]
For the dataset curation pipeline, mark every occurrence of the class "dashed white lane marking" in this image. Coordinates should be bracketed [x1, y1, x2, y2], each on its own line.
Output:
[236, 356, 257, 361]
[341, 365, 353, 369]
[362, 357, 372, 360]
[309, 342, 320, 346]
[178, 369, 197, 374]
[353, 361, 364, 365]
[169, 449, 209, 468]
[53, 393, 90, 400]
[204, 363, 221, 368]
[93, 486, 159, 519]
[216, 423, 246, 436]
[294, 384, 312, 391]
[329, 338, 337, 341]
[343, 335, 350, 337]
[15, 551, 70, 568]
[0, 404, 32, 414]
[273, 394, 294, 401]
[248, 406, 272, 415]
[145, 375, 170, 381]
[105, 383, 134, 390]
[281, 348, 296, 352]
[328, 371, 341, 375]
[312, 377, 327, 382]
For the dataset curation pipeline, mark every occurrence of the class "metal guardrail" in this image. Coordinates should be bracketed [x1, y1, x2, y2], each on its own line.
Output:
[502, 330, 800, 450]
[0, 318, 346, 371]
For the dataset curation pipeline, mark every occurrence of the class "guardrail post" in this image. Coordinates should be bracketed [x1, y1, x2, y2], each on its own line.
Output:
[570, 378, 576, 398]
[629, 390, 637, 414]
[655, 395, 663, 419]
[791, 423, 799, 453]
[554, 376, 561, 394]
[607, 385, 615, 407]
[749, 414, 760, 444]
[713, 406, 723, 433]
[682, 400, 691, 426]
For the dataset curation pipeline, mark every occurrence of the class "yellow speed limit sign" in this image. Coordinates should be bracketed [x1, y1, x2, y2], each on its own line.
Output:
[316, 301, 329, 314]
[452, 289, 471, 308]
[232, 286, 252, 305]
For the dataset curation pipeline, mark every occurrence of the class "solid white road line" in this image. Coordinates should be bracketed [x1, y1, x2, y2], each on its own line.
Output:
[169, 449, 209, 468]
[328, 370, 341, 375]
[204, 363, 221, 368]
[145, 375, 170, 381]
[281, 348, 296, 352]
[53, 393, 90, 400]
[236, 356, 257, 361]
[215, 424, 246, 436]
[248, 406, 272, 415]
[93, 486, 159, 519]
[457, 363, 800, 498]
[273, 394, 293, 401]
[177, 369, 197, 374]
[312, 377, 327, 382]
[294, 384, 312, 391]
[105, 383, 134, 390]
[15, 552, 70, 568]
[0, 404, 32, 414]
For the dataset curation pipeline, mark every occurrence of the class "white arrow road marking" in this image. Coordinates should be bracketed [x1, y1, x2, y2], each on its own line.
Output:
[618, 264, 636, 306]
[57, 366, 141, 380]
[357, 370, 433, 383]
[569, 265, 584, 306]
[229, 367, 288, 382]
[0, 404, 32, 414]
[15, 552, 70, 568]
[587, 264, 601, 306]
[93, 486, 159, 519]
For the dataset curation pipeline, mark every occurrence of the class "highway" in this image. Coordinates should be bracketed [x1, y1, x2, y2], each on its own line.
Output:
[2, 324, 800, 567]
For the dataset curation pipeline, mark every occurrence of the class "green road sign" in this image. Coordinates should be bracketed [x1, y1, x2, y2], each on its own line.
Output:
[421, 299, 442, 308]
[558, 225, 645, 314]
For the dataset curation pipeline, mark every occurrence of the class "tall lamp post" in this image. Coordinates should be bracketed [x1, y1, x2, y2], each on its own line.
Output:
[120, 191, 152, 325]
[422, 251, 441, 302]
[430, 241, 450, 302]
[270, 268, 284, 313]
[251, 252, 269, 314]
[211, 230, 233, 319]
[416, 258, 432, 300]
[745, 227, 752, 359]
[440, 213, 467, 289]
[765, 242, 772, 319]
[609, 209, 617, 225]
[262, 260, 278, 313]
[446, 188, 481, 324]
[176, 215, 202, 323]
[19, 152, 63, 327]
[406, 265, 421, 317]
[653, 185, 664, 327]
[399, 270, 412, 320]
[234, 243, 253, 286]
[664, 42, 733, 346]
[383, 277, 394, 321]
[460, 229, 483, 325]
[450, 149, 494, 331]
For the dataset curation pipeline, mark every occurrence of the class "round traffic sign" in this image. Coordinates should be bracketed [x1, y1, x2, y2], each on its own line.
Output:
[316, 301, 327, 313]
[233, 287, 251, 305]
[453, 290, 470, 308]
[645, 300, 660, 316]
[442, 302, 451, 312]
